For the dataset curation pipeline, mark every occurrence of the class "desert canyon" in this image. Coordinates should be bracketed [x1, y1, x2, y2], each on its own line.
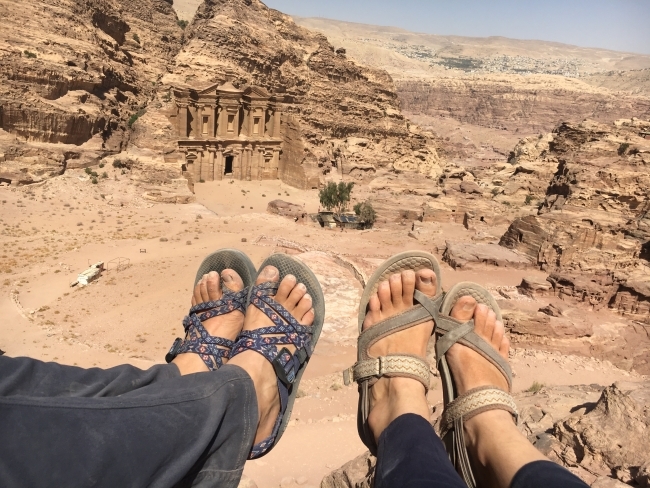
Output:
[0, 0, 649, 487]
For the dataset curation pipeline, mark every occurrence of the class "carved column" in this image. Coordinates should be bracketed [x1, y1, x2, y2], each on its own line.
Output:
[209, 105, 216, 138]
[207, 147, 216, 181]
[247, 146, 255, 181]
[233, 149, 242, 180]
[194, 150, 203, 182]
[215, 148, 224, 181]
[271, 148, 280, 179]
[197, 104, 206, 139]
[178, 103, 189, 138]
[272, 109, 282, 138]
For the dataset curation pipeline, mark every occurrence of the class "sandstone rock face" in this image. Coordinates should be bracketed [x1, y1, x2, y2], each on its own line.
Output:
[158, 0, 441, 189]
[500, 120, 650, 324]
[548, 382, 650, 485]
[322, 382, 650, 488]
[397, 77, 650, 134]
[0, 0, 183, 184]
[443, 241, 532, 269]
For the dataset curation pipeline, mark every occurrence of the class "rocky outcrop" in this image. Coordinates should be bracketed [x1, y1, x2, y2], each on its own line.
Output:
[0, 0, 184, 181]
[158, 0, 441, 188]
[499, 119, 650, 322]
[443, 241, 532, 269]
[397, 77, 650, 134]
[321, 382, 650, 488]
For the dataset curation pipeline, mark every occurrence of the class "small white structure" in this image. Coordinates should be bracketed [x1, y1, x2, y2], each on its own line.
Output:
[73, 262, 104, 287]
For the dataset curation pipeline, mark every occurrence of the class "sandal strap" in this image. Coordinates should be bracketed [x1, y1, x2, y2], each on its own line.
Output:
[165, 287, 248, 371]
[343, 354, 430, 391]
[230, 281, 314, 459]
[435, 316, 513, 391]
[440, 386, 518, 439]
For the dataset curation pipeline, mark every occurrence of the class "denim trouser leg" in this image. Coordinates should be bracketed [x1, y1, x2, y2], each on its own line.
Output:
[374, 413, 589, 488]
[0, 356, 257, 488]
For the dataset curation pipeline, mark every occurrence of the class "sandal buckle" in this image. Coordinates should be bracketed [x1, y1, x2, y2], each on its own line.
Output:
[165, 338, 183, 363]
[272, 347, 296, 387]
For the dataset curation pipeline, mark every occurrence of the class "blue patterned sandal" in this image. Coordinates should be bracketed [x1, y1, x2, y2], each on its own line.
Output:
[230, 253, 325, 459]
[165, 249, 257, 371]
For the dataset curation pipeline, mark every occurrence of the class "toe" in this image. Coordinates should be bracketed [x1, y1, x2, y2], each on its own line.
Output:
[221, 268, 244, 293]
[199, 274, 211, 303]
[275, 273, 296, 301]
[286, 282, 307, 310]
[491, 320, 505, 350]
[377, 281, 393, 313]
[498, 331, 510, 360]
[450, 296, 477, 322]
[194, 275, 206, 304]
[300, 308, 315, 326]
[363, 294, 381, 330]
[473, 304, 492, 338]
[415, 269, 437, 297]
[257, 265, 280, 286]
[401, 270, 415, 306]
[293, 292, 312, 318]
[206, 271, 222, 301]
[388, 274, 403, 307]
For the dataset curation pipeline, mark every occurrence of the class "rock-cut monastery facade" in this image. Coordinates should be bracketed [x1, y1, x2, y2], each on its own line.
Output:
[172, 82, 283, 183]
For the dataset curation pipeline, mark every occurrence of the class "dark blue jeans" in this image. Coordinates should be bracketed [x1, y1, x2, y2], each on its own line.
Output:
[0, 356, 257, 488]
[375, 414, 589, 488]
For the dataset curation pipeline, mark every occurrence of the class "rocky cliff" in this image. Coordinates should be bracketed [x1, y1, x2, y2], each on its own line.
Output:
[154, 0, 440, 189]
[397, 76, 650, 134]
[0, 0, 183, 183]
[499, 118, 650, 325]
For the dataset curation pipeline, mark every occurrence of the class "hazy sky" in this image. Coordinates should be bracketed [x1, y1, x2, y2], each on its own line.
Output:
[263, 0, 650, 55]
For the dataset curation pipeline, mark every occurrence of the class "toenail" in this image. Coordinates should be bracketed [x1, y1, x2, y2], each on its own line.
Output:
[298, 283, 306, 291]
[303, 293, 311, 301]
[208, 271, 217, 278]
[222, 273, 233, 282]
[462, 300, 475, 311]
[419, 276, 432, 284]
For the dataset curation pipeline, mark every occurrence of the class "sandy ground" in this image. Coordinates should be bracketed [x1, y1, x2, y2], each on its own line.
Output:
[0, 173, 645, 488]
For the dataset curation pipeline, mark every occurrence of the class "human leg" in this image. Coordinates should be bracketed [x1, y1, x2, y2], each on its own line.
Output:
[0, 364, 257, 488]
[356, 267, 466, 488]
[440, 293, 588, 488]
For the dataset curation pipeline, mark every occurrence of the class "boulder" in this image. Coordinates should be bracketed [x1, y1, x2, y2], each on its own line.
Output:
[518, 276, 553, 297]
[443, 241, 532, 269]
[267, 200, 304, 219]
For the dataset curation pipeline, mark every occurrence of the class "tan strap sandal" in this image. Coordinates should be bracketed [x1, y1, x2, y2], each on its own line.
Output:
[343, 251, 443, 454]
[435, 282, 519, 488]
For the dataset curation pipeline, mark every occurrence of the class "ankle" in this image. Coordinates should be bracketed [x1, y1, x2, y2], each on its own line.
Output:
[464, 409, 519, 463]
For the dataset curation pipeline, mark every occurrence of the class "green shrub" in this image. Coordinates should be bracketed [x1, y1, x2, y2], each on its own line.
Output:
[23, 50, 37, 59]
[128, 109, 146, 128]
[526, 381, 545, 394]
[91, 177, 98, 185]
[99, 162, 105, 168]
[319, 181, 354, 214]
[177, 20, 189, 29]
[525, 194, 533, 205]
[618, 142, 630, 156]
[84, 167, 92, 175]
[353, 201, 377, 226]
[133, 33, 140, 44]
[102, 172, 108, 179]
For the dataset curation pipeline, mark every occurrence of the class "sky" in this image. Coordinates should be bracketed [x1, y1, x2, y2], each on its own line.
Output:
[263, 0, 650, 55]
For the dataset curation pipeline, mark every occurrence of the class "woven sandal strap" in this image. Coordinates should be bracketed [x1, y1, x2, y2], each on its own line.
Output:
[440, 386, 518, 439]
[343, 354, 430, 391]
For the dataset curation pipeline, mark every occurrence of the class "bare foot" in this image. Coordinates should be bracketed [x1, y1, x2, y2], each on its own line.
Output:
[363, 269, 439, 442]
[228, 265, 315, 445]
[445, 297, 546, 488]
[173, 270, 245, 375]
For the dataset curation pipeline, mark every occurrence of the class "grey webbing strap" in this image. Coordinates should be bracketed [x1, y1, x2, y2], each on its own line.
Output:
[413, 290, 443, 321]
[435, 320, 474, 359]
[435, 320, 513, 390]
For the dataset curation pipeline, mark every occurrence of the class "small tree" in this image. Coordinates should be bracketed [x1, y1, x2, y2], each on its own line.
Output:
[354, 201, 377, 227]
[319, 182, 354, 215]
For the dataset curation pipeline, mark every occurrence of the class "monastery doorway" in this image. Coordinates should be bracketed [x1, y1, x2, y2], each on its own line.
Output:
[224, 156, 234, 175]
